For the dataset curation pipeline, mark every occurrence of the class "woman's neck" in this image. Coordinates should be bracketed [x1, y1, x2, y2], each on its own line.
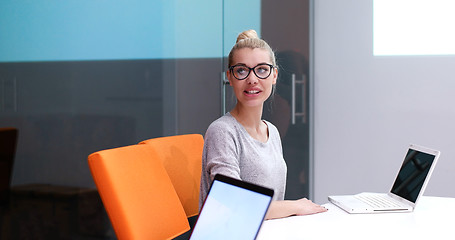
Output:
[230, 104, 269, 143]
[230, 104, 262, 126]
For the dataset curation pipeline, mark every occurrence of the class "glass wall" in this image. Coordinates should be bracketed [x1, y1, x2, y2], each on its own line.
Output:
[224, 0, 311, 200]
[0, 0, 310, 238]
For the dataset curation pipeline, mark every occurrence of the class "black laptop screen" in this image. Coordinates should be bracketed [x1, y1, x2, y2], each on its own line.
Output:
[391, 149, 436, 203]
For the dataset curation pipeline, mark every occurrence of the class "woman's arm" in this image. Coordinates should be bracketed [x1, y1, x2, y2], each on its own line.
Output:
[265, 198, 328, 220]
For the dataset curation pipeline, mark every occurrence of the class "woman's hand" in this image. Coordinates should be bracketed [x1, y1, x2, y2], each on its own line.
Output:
[293, 198, 328, 216]
[265, 198, 327, 220]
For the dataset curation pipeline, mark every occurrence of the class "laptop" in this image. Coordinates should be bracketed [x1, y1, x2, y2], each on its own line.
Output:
[328, 144, 440, 214]
[189, 174, 274, 240]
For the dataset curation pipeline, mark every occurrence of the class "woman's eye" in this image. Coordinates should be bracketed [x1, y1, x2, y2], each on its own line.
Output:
[236, 68, 247, 75]
[257, 68, 266, 73]
[256, 67, 269, 74]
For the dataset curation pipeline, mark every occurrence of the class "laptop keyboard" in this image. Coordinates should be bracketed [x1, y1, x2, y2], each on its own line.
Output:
[355, 193, 404, 208]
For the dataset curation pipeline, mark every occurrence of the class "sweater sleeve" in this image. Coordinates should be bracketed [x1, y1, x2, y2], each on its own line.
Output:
[203, 120, 241, 181]
[199, 117, 243, 208]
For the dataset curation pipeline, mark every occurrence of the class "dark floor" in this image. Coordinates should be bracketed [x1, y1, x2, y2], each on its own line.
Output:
[0, 184, 197, 240]
[0, 184, 115, 240]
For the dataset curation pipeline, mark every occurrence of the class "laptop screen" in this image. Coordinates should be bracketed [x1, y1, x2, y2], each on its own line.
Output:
[390, 146, 438, 203]
[189, 174, 273, 240]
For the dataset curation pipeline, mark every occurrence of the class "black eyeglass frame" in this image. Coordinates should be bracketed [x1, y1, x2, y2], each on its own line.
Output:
[228, 63, 275, 80]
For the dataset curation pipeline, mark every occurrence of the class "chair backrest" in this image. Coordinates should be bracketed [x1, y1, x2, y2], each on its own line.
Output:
[0, 127, 17, 205]
[88, 144, 189, 240]
[139, 134, 204, 218]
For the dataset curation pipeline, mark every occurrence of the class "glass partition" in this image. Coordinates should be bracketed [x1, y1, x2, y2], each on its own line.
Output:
[223, 0, 311, 200]
[0, 0, 312, 238]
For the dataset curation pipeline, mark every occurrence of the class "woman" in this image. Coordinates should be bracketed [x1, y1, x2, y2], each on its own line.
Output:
[200, 30, 327, 219]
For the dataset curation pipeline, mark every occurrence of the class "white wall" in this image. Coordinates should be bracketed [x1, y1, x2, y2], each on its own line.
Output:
[313, 0, 455, 204]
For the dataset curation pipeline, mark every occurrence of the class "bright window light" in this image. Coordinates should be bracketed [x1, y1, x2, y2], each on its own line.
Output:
[374, 0, 455, 56]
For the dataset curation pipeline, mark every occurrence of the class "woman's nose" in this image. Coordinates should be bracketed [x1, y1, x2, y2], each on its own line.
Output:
[246, 72, 258, 84]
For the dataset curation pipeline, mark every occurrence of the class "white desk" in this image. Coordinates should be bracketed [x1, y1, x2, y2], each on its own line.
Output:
[257, 196, 454, 240]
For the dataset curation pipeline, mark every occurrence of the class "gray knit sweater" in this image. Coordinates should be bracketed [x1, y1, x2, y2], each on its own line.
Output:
[199, 113, 287, 209]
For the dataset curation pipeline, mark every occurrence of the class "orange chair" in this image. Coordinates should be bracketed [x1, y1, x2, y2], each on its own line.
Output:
[88, 144, 189, 240]
[139, 134, 204, 218]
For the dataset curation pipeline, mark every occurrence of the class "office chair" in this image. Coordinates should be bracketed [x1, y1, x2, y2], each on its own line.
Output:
[88, 144, 190, 240]
[0, 127, 17, 206]
[139, 134, 204, 218]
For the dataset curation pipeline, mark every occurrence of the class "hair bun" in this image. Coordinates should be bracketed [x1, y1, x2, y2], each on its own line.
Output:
[236, 29, 259, 43]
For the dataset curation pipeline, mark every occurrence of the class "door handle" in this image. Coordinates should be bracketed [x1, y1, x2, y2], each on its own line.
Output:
[221, 72, 229, 115]
[291, 73, 306, 124]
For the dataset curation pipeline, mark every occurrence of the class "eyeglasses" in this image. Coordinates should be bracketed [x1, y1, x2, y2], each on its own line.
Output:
[228, 63, 275, 80]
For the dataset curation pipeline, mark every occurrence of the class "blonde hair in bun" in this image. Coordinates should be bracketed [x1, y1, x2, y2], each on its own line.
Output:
[236, 29, 259, 42]
[228, 29, 276, 68]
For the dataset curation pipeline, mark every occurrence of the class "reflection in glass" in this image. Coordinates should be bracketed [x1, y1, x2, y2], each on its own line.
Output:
[391, 150, 435, 203]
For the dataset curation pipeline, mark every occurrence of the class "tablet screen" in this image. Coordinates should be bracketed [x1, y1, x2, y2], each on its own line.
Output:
[190, 175, 273, 240]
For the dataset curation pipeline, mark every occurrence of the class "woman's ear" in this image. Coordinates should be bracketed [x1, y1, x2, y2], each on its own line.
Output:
[272, 68, 278, 85]
[226, 70, 233, 86]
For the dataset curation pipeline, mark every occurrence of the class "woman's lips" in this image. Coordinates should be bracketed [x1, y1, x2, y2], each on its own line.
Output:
[245, 90, 260, 94]
[243, 89, 262, 96]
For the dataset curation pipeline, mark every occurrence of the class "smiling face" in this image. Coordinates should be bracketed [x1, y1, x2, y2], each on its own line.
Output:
[227, 48, 277, 109]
